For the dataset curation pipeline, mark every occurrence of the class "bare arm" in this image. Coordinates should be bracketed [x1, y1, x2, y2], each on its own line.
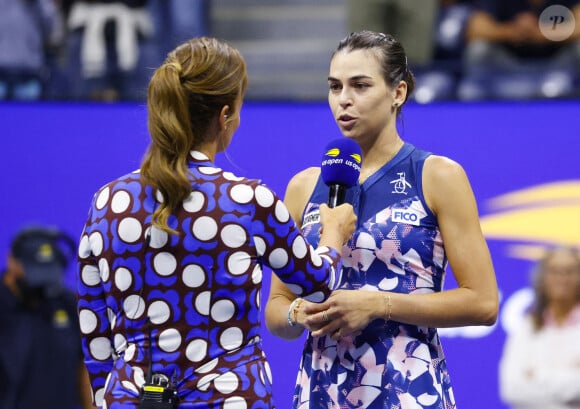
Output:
[414, 155, 498, 326]
[79, 363, 95, 409]
[306, 156, 498, 338]
[265, 167, 321, 339]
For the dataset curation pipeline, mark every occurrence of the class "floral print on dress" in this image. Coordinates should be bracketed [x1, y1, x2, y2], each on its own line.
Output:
[294, 144, 456, 409]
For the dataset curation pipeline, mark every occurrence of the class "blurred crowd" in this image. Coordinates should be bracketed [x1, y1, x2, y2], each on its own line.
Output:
[1, 0, 579, 103]
[0, 0, 209, 102]
[348, 0, 580, 103]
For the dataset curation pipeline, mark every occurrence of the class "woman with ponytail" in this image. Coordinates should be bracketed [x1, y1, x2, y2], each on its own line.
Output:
[76, 37, 356, 409]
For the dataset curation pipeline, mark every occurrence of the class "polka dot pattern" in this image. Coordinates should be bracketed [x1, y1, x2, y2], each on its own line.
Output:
[255, 185, 275, 207]
[268, 248, 289, 269]
[148, 226, 168, 249]
[114, 267, 132, 292]
[152, 252, 177, 276]
[185, 339, 208, 362]
[95, 186, 110, 210]
[111, 190, 131, 214]
[230, 184, 254, 204]
[89, 337, 113, 361]
[182, 264, 206, 288]
[76, 151, 342, 407]
[221, 224, 247, 248]
[148, 300, 171, 325]
[192, 216, 218, 241]
[183, 191, 205, 213]
[79, 309, 98, 334]
[211, 299, 236, 323]
[158, 328, 181, 352]
[118, 217, 142, 243]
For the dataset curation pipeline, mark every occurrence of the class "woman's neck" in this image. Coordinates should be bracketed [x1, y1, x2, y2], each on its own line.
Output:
[358, 135, 404, 183]
[195, 142, 217, 163]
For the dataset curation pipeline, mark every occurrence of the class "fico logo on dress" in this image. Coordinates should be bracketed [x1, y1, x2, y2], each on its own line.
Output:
[391, 209, 421, 226]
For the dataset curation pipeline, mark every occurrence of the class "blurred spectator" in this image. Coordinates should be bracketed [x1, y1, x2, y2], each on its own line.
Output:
[345, 0, 477, 103]
[0, 225, 92, 409]
[148, 0, 210, 57]
[345, 0, 439, 68]
[64, 0, 154, 101]
[138, 0, 210, 98]
[499, 246, 580, 408]
[413, 0, 474, 103]
[0, 0, 65, 101]
[459, 0, 580, 101]
[51, 0, 210, 101]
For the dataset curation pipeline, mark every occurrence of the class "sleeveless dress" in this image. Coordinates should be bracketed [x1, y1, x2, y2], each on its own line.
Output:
[294, 143, 456, 409]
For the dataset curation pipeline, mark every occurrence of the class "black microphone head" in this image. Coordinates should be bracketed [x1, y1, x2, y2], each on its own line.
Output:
[321, 138, 362, 187]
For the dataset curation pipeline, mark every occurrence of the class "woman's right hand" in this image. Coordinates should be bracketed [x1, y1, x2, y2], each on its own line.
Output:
[318, 203, 357, 249]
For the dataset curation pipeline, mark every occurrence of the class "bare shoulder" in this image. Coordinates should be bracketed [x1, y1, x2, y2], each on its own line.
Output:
[290, 166, 321, 182]
[423, 155, 473, 214]
[285, 166, 321, 197]
[285, 166, 320, 225]
[424, 154, 466, 179]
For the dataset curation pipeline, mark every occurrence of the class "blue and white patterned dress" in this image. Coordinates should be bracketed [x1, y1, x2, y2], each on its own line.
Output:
[77, 150, 342, 408]
[294, 143, 456, 409]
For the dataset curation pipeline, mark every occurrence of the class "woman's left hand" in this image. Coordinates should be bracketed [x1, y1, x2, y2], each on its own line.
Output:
[302, 290, 381, 340]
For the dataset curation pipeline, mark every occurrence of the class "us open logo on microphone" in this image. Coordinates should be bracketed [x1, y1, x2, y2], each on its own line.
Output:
[322, 147, 362, 173]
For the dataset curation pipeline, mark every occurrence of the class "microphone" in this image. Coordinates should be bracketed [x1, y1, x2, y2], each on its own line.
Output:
[321, 138, 362, 208]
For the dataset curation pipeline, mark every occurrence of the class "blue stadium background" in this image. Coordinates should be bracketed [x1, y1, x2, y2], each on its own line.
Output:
[1, 99, 579, 408]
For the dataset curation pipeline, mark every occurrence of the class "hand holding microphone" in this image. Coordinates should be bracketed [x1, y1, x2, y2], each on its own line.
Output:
[317, 138, 362, 250]
[318, 203, 357, 248]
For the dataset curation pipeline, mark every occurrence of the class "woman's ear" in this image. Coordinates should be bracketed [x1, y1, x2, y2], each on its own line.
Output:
[219, 105, 231, 131]
[393, 80, 408, 108]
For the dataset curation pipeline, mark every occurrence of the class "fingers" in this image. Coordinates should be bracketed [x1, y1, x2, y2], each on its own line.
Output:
[311, 323, 337, 338]
[307, 309, 346, 338]
[310, 321, 351, 338]
[302, 301, 327, 314]
[304, 309, 331, 326]
[305, 309, 334, 335]
[302, 290, 343, 314]
[296, 300, 326, 332]
[319, 203, 356, 226]
[305, 307, 364, 339]
[301, 292, 365, 338]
